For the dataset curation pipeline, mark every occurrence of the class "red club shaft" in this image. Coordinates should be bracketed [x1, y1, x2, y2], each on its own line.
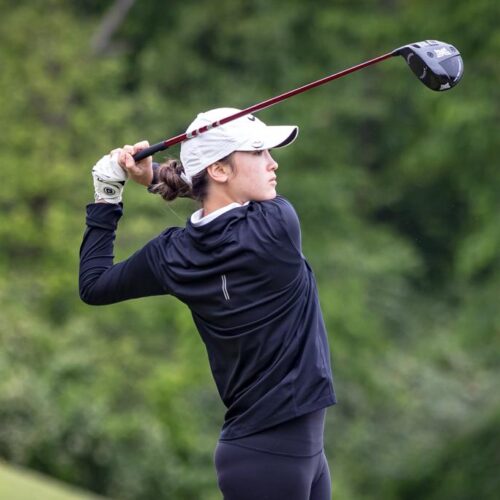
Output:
[133, 51, 394, 161]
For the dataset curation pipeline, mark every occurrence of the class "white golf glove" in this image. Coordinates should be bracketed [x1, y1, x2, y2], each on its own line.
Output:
[92, 153, 128, 203]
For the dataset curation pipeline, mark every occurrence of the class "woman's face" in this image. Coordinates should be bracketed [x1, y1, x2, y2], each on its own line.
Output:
[226, 150, 278, 203]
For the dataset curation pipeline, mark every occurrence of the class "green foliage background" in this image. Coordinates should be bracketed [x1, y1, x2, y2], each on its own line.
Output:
[0, 0, 498, 498]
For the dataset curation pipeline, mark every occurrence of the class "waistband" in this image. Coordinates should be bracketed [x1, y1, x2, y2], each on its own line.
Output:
[219, 408, 326, 457]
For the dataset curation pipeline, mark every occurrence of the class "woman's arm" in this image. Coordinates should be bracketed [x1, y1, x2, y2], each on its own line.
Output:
[79, 203, 167, 305]
[79, 143, 167, 305]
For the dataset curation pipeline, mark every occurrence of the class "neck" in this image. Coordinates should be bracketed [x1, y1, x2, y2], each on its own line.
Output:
[202, 196, 239, 217]
[202, 186, 244, 216]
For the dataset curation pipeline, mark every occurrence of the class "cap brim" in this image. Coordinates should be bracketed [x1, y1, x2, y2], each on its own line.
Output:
[237, 125, 299, 151]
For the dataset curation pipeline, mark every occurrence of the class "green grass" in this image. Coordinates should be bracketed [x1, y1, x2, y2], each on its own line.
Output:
[0, 460, 108, 500]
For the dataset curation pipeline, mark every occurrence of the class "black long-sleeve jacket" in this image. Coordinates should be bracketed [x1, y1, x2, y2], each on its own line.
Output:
[80, 196, 336, 439]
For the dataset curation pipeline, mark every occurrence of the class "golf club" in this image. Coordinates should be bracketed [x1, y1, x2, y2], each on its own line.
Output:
[133, 40, 463, 162]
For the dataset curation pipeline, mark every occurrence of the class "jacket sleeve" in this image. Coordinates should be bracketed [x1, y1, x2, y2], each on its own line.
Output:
[79, 203, 167, 305]
[260, 196, 303, 255]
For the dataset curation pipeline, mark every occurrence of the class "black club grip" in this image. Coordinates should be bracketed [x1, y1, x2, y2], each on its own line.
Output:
[132, 141, 168, 162]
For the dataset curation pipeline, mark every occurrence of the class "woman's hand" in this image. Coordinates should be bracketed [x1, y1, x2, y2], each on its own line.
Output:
[113, 140, 153, 187]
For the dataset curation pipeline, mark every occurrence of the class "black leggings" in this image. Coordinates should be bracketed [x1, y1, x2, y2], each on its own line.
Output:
[215, 442, 331, 500]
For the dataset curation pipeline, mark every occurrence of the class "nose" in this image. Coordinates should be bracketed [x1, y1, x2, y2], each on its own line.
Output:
[266, 151, 278, 171]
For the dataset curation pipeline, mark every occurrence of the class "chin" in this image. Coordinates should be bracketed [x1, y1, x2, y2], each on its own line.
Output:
[261, 190, 277, 201]
[248, 189, 277, 202]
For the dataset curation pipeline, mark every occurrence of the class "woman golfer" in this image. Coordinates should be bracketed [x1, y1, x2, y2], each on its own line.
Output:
[80, 108, 336, 500]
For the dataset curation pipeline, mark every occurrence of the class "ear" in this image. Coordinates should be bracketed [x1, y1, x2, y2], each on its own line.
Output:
[206, 161, 232, 184]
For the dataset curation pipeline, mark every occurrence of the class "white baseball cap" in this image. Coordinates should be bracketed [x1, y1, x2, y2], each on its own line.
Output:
[179, 108, 298, 184]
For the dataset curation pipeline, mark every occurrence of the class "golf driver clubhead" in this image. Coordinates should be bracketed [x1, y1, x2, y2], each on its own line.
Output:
[393, 40, 463, 91]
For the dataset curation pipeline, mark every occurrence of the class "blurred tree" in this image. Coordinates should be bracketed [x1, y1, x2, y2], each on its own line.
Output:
[390, 408, 500, 500]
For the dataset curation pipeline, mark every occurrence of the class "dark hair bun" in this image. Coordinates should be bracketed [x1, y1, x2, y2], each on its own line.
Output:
[149, 159, 192, 201]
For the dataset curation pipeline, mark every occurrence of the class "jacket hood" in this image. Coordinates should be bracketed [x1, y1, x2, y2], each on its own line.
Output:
[185, 205, 249, 251]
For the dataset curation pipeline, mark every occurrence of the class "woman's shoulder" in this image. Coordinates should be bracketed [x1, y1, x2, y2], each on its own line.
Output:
[250, 195, 299, 224]
[245, 196, 302, 253]
[152, 226, 186, 250]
